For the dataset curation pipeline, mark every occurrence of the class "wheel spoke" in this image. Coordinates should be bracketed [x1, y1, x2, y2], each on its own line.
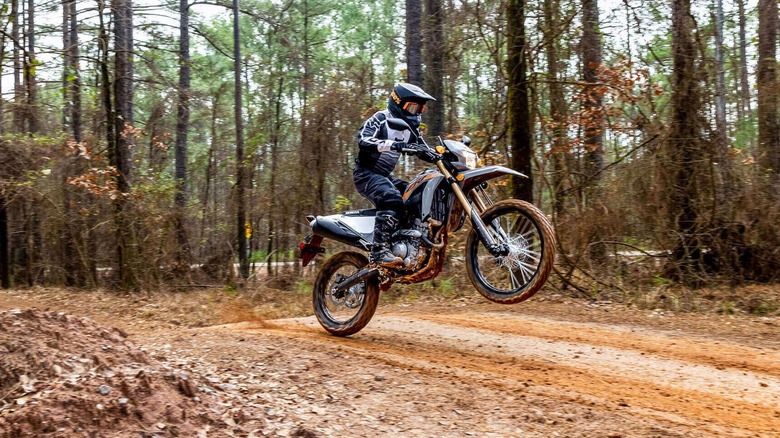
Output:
[519, 229, 537, 242]
[324, 264, 365, 323]
[517, 261, 537, 279]
[507, 266, 519, 289]
[522, 251, 541, 263]
[473, 207, 547, 294]
[507, 218, 526, 234]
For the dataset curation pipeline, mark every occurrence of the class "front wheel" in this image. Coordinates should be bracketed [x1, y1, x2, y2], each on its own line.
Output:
[313, 251, 380, 336]
[466, 199, 556, 304]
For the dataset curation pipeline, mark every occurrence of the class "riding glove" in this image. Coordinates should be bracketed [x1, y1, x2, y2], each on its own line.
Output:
[390, 141, 407, 152]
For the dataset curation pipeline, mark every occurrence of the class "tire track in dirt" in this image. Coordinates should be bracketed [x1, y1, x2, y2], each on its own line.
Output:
[414, 312, 780, 376]
[223, 314, 780, 436]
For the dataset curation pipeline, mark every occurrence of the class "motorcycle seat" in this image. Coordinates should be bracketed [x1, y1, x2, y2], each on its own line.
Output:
[341, 208, 378, 217]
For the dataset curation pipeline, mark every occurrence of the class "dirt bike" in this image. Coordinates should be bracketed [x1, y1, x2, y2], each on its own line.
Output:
[299, 118, 556, 336]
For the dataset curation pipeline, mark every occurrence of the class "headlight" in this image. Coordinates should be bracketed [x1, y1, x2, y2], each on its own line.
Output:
[463, 151, 479, 170]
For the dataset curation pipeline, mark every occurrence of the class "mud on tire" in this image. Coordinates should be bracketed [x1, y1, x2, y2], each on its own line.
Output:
[312, 251, 380, 336]
[465, 199, 556, 304]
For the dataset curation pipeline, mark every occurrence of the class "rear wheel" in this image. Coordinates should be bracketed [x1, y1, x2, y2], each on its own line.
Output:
[312, 251, 379, 336]
[466, 199, 555, 304]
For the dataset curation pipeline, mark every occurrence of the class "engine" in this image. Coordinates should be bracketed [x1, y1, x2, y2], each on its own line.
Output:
[390, 219, 431, 271]
[391, 239, 427, 270]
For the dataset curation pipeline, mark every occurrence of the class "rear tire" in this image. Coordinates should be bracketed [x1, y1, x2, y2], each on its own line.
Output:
[465, 199, 555, 304]
[312, 251, 380, 336]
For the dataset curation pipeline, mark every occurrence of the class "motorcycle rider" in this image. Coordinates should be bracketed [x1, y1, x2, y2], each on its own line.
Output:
[354, 83, 436, 267]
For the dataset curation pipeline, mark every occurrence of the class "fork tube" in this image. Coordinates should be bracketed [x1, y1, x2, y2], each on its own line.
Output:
[436, 161, 499, 249]
[436, 161, 473, 215]
[471, 188, 490, 213]
[472, 187, 510, 242]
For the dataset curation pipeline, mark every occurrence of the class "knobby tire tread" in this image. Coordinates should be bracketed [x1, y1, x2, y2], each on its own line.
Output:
[312, 251, 379, 336]
[465, 199, 556, 304]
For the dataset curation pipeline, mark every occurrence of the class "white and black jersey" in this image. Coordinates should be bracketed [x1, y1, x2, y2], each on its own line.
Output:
[356, 109, 421, 177]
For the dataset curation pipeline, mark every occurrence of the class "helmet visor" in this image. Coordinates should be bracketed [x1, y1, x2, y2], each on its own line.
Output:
[402, 101, 425, 115]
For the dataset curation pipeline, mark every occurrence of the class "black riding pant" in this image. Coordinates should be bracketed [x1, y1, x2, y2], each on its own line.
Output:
[353, 166, 409, 212]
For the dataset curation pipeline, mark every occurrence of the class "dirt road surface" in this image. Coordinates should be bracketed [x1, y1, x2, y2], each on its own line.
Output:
[1, 289, 779, 437]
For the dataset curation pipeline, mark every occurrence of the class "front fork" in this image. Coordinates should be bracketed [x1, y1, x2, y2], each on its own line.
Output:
[436, 162, 509, 257]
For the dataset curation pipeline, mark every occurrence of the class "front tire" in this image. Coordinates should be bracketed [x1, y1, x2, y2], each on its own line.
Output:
[312, 251, 380, 336]
[466, 199, 556, 304]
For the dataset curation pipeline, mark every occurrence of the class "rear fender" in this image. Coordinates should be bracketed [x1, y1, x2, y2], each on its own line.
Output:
[299, 234, 325, 267]
[459, 166, 527, 193]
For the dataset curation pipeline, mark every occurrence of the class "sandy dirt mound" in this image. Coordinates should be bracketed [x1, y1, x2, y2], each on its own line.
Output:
[0, 308, 228, 437]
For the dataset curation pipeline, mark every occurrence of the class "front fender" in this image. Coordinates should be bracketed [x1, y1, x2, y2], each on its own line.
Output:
[459, 166, 527, 193]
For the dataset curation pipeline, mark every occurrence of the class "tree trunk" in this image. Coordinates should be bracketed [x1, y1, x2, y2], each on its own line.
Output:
[25, 0, 37, 134]
[712, 0, 737, 199]
[267, 77, 283, 277]
[544, 0, 567, 216]
[12, 0, 22, 133]
[92, 0, 116, 289]
[26, 202, 42, 285]
[736, 0, 751, 118]
[424, 0, 444, 138]
[269, 74, 284, 275]
[113, 0, 134, 185]
[406, 0, 423, 86]
[667, 0, 705, 280]
[62, 0, 83, 139]
[506, 0, 532, 202]
[61, 0, 77, 286]
[758, 0, 780, 179]
[62, 0, 68, 130]
[68, 0, 81, 143]
[98, 0, 113, 148]
[20, 0, 42, 285]
[294, 0, 313, 277]
[113, 0, 134, 191]
[174, 0, 191, 271]
[713, 0, 727, 151]
[199, 90, 221, 262]
[582, 0, 604, 202]
[233, 0, 249, 280]
[112, 0, 138, 290]
[0, 197, 8, 288]
[0, 15, 5, 135]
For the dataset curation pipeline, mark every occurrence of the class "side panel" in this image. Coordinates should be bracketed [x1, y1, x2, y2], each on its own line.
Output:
[311, 214, 373, 250]
[403, 171, 450, 222]
[402, 169, 442, 201]
[419, 175, 446, 220]
[338, 216, 375, 234]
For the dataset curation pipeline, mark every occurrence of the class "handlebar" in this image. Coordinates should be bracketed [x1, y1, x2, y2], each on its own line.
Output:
[401, 143, 424, 152]
[401, 143, 442, 163]
[401, 143, 432, 153]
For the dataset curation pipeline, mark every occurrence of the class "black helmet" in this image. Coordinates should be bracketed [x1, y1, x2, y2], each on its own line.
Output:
[389, 83, 436, 116]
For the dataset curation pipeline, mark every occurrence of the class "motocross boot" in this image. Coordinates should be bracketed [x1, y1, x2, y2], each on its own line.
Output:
[370, 211, 403, 268]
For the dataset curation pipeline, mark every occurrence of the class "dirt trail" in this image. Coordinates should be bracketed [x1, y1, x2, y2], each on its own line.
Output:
[220, 312, 778, 437]
[1, 289, 779, 437]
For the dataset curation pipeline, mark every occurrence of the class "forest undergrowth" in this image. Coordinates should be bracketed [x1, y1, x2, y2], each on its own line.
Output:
[5, 266, 778, 334]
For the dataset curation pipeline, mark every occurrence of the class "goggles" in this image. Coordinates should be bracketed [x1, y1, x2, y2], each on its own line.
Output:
[402, 101, 426, 115]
